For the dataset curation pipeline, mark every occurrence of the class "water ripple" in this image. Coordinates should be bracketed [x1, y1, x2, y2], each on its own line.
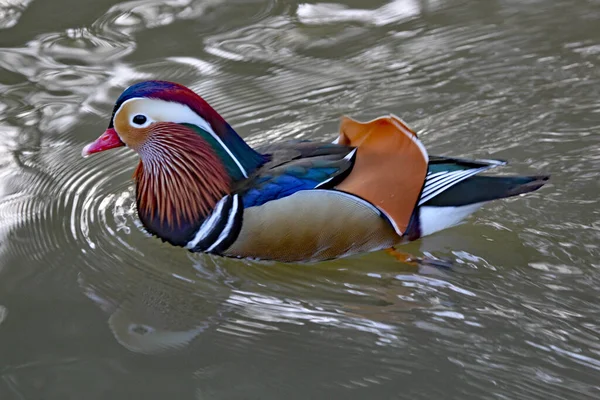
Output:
[0, 0, 32, 29]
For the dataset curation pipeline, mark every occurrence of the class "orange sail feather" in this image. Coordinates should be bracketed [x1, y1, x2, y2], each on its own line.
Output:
[335, 115, 428, 236]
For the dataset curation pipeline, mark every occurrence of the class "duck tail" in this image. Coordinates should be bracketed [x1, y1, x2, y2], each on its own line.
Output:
[502, 175, 550, 197]
[423, 175, 550, 207]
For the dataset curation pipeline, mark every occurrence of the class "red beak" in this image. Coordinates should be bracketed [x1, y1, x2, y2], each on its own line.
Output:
[82, 128, 124, 157]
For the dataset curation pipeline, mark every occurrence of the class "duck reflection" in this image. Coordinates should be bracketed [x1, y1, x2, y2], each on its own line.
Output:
[106, 298, 210, 355]
[78, 247, 441, 355]
[77, 256, 231, 354]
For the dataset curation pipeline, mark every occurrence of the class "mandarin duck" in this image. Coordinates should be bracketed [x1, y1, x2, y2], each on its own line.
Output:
[82, 81, 549, 263]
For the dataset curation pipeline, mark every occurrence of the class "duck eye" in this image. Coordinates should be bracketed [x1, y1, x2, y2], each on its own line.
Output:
[132, 114, 147, 125]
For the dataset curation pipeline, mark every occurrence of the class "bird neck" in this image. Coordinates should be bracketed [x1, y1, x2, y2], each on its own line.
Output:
[202, 122, 269, 181]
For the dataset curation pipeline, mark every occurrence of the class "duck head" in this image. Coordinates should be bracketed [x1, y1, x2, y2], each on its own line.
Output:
[83, 80, 267, 246]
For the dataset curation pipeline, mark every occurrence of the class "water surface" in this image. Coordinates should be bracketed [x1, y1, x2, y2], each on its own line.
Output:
[1, 0, 599, 398]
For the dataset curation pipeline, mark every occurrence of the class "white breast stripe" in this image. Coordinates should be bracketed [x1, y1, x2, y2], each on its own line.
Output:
[185, 196, 229, 249]
[207, 194, 240, 252]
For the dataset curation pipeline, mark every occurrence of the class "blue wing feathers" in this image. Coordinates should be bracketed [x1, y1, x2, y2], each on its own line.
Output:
[242, 165, 346, 208]
[238, 142, 356, 208]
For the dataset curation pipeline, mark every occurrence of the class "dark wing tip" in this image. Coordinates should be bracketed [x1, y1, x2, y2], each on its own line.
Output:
[507, 175, 550, 196]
